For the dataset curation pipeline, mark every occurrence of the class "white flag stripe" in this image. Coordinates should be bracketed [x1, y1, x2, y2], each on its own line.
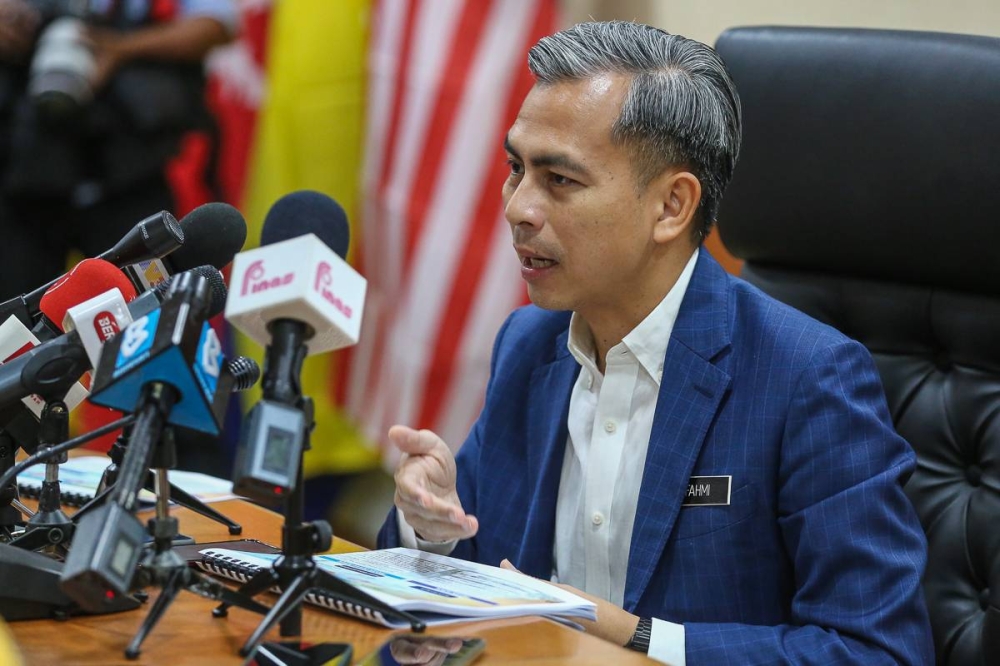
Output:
[348, 0, 465, 417]
[378, 0, 539, 432]
[345, 0, 556, 456]
[434, 212, 525, 450]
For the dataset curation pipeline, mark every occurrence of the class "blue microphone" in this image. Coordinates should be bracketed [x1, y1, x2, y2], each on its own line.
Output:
[87, 271, 233, 435]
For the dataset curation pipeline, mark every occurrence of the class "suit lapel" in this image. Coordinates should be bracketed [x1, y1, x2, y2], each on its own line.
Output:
[518, 329, 578, 578]
[624, 248, 733, 610]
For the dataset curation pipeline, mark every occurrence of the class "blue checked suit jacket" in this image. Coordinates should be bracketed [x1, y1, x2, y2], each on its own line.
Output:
[379, 248, 934, 664]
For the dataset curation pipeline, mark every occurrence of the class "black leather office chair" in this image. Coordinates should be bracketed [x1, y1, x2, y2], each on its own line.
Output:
[714, 26, 1000, 666]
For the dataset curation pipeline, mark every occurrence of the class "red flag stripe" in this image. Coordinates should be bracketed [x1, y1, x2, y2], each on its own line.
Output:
[342, 0, 559, 456]
[416, 0, 556, 432]
[357, 0, 494, 431]
[347, 0, 470, 424]
[367, 0, 539, 436]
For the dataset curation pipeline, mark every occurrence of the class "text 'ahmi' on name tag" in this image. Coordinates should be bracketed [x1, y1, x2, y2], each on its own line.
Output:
[682, 475, 732, 506]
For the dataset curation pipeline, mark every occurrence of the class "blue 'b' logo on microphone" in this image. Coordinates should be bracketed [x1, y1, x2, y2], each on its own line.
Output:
[114, 310, 158, 376]
[193, 324, 222, 399]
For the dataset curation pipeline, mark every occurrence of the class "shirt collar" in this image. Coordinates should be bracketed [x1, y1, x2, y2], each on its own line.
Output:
[567, 249, 700, 387]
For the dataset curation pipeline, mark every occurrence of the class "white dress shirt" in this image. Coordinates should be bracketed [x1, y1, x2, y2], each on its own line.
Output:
[401, 250, 700, 665]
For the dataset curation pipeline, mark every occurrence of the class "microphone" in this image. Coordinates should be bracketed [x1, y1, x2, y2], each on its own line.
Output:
[125, 203, 248, 291]
[36, 258, 139, 339]
[224, 191, 366, 355]
[88, 271, 235, 435]
[226, 190, 367, 501]
[0, 259, 137, 417]
[61, 265, 225, 369]
[0, 211, 180, 329]
[0, 265, 229, 433]
[62, 273, 239, 609]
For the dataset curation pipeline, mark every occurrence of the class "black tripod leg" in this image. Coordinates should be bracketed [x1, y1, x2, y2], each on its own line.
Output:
[8, 525, 70, 551]
[163, 482, 242, 535]
[213, 567, 279, 617]
[125, 568, 186, 660]
[238, 573, 315, 657]
[72, 483, 115, 522]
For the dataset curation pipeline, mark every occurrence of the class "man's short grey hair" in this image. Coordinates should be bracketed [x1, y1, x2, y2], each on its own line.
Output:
[528, 21, 742, 238]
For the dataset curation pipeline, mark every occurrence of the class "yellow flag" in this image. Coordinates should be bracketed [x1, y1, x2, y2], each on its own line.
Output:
[240, 0, 379, 476]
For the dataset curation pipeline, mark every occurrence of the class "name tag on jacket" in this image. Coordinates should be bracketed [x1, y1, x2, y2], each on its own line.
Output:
[682, 475, 732, 506]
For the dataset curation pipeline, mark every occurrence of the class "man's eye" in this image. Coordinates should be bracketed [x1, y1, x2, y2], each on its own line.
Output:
[507, 159, 523, 175]
[550, 174, 575, 186]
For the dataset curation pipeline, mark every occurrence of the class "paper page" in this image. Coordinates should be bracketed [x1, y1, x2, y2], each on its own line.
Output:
[18, 455, 237, 504]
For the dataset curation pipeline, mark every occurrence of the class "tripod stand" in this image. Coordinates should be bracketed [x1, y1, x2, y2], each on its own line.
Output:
[0, 429, 28, 541]
[8, 401, 75, 553]
[73, 426, 242, 535]
[122, 424, 270, 659]
[213, 321, 424, 657]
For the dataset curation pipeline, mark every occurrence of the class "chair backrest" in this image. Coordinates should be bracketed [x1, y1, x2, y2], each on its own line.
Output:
[714, 26, 1000, 665]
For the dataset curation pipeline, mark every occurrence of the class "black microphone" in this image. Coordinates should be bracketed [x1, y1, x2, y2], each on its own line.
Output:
[96, 211, 184, 269]
[127, 265, 228, 320]
[124, 203, 248, 292]
[0, 211, 183, 328]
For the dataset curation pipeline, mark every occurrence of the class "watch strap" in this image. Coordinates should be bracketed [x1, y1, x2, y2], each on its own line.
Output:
[625, 616, 653, 653]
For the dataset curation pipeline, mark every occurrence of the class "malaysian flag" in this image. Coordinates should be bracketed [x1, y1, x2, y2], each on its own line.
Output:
[340, 0, 558, 459]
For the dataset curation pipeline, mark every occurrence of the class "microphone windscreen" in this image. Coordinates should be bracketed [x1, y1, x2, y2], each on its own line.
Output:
[169, 203, 248, 271]
[197, 266, 228, 317]
[260, 190, 350, 259]
[227, 356, 261, 391]
[39, 258, 138, 331]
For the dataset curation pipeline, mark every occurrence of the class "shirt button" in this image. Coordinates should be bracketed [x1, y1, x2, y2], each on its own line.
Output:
[591, 512, 605, 526]
[604, 420, 616, 434]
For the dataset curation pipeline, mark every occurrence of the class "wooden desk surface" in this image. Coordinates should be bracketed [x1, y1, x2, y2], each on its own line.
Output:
[9, 499, 656, 665]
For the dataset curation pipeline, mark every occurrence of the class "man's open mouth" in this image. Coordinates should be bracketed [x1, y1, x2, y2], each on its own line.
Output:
[522, 257, 557, 268]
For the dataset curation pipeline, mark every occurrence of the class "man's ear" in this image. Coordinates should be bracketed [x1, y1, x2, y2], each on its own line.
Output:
[650, 170, 701, 244]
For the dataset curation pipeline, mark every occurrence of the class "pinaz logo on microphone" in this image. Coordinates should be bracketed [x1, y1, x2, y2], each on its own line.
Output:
[314, 262, 353, 319]
[241, 259, 294, 296]
[225, 234, 367, 355]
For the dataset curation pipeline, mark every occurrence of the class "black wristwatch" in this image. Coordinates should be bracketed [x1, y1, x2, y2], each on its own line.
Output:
[625, 617, 652, 653]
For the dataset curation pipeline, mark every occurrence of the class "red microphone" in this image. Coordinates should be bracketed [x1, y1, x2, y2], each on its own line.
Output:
[39, 259, 138, 334]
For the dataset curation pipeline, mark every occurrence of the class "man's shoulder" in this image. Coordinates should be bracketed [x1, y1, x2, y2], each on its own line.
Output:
[726, 272, 858, 356]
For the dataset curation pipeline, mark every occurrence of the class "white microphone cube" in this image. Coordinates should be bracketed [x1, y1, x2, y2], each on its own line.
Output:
[224, 234, 367, 355]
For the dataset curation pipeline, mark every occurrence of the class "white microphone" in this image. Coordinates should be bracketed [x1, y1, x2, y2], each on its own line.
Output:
[0, 317, 89, 416]
[62, 288, 133, 369]
[224, 234, 366, 354]
[225, 190, 365, 501]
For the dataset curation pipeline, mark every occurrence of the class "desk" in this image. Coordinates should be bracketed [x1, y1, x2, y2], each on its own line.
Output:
[9, 499, 655, 665]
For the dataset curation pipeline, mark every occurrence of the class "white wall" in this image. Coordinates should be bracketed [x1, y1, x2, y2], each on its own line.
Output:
[562, 0, 1000, 45]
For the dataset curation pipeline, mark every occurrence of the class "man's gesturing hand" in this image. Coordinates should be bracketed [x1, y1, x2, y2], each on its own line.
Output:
[389, 425, 478, 543]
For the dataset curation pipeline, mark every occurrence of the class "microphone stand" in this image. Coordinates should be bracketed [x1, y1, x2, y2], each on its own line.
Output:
[4, 339, 93, 553]
[0, 429, 27, 541]
[213, 320, 424, 657]
[123, 423, 269, 659]
[72, 425, 243, 535]
[7, 401, 75, 554]
[0, 414, 142, 621]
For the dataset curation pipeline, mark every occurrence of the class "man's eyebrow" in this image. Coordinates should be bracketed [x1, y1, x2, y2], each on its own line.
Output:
[503, 135, 592, 178]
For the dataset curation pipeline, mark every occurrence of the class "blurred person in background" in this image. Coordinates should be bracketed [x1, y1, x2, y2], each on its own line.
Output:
[0, 0, 237, 299]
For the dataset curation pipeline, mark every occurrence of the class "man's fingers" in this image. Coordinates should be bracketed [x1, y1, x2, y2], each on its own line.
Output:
[388, 425, 448, 456]
[395, 489, 477, 529]
[396, 491, 478, 540]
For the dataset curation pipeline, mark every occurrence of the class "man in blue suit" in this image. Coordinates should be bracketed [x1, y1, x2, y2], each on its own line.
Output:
[378, 21, 933, 665]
